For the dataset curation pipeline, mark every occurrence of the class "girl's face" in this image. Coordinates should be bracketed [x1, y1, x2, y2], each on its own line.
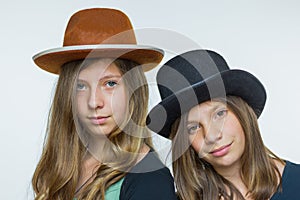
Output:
[76, 59, 128, 136]
[187, 100, 245, 172]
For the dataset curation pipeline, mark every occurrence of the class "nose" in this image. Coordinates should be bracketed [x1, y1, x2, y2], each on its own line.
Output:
[204, 120, 224, 144]
[88, 87, 104, 109]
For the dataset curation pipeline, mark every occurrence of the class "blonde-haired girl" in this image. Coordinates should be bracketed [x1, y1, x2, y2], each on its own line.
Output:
[32, 8, 176, 200]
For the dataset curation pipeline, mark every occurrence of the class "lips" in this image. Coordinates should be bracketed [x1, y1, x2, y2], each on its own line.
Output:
[210, 143, 232, 157]
[89, 116, 109, 125]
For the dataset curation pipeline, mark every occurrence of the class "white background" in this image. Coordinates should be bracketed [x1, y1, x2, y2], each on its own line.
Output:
[1, 1, 299, 199]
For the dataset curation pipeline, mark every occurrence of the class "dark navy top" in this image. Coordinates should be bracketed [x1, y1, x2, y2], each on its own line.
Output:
[271, 160, 300, 200]
[119, 151, 177, 200]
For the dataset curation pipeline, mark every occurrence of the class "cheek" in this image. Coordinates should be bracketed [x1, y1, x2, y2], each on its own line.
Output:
[76, 96, 87, 115]
[189, 134, 204, 153]
[111, 88, 129, 120]
[237, 129, 246, 151]
[234, 125, 245, 139]
[226, 119, 246, 151]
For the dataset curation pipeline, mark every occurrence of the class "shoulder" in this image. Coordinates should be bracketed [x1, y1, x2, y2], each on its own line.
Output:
[120, 151, 177, 200]
[281, 160, 300, 177]
[123, 164, 175, 189]
[271, 160, 300, 199]
[281, 160, 300, 180]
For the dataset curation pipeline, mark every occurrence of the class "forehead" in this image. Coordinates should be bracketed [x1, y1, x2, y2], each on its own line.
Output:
[78, 58, 122, 80]
[188, 100, 226, 117]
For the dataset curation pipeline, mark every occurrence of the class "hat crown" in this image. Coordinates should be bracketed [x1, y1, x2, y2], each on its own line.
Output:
[63, 8, 137, 46]
[157, 50, 229, 100]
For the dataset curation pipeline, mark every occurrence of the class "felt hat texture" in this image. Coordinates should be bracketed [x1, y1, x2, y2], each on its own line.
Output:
[33, 8, 164, 74]
[147, 49, 266, 138]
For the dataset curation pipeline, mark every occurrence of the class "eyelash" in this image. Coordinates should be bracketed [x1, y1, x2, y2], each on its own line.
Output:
[104, 80, 118, 88]
[76, 82, 87, 91]
[186, 108, 228, 134]
[76, 79, 119, 91]
[187, 124, 201, 135]
[213, 109, 228, 121]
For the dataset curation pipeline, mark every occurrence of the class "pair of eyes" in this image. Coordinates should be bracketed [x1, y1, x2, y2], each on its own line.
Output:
[186, 109, 228, 135]
[76, 80, 118, 91]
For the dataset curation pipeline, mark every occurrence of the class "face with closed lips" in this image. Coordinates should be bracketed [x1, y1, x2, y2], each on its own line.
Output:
[75, 58, 128, 137]
[187, 100, 245, 172]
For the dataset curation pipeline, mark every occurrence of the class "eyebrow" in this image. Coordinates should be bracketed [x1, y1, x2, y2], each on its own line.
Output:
[98, 75, 122, 82]
[78, 75, 122, 82]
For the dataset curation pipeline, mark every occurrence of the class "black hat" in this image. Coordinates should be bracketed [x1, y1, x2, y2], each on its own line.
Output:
[146, 49, 266, 138]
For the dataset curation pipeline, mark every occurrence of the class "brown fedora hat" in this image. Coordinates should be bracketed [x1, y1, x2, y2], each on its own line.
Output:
[33, 8, 164, 74]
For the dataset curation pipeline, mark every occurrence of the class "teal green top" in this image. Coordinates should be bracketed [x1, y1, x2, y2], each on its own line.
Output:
[104, 178, 124, 199]
[73, 178, 124, 200]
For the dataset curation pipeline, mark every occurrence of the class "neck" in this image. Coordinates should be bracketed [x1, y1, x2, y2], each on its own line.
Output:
[136, 143, 150, 163]
[86, 135, 113, 162]
[212, 156, 241, 178]
[82, 152, 100, 170]
[214, 161, 251, 199]
[75, 152, 100, 196]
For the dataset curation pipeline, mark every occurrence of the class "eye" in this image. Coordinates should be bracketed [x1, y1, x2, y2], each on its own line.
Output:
[76, 82, 87, 91]
[213, 109, 228, 120]
[187, 123, 201, 135]
[105, 80, 118, 88]
[217, 109, 227, 117]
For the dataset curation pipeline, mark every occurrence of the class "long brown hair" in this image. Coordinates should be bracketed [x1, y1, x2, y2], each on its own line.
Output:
[32, 58, 152, 199]
[170, 96, 283, 200]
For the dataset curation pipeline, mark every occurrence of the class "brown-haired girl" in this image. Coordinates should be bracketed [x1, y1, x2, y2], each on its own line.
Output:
[147, 49, 300, 200]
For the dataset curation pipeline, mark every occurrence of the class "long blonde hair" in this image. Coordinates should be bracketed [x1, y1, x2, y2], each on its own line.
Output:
[170, 96, 283, 200]
[32, 58, 152, 200]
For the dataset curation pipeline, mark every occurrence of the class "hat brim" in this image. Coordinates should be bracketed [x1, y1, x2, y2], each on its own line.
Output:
[147, 69, 266, 138]
[33, 44, 164, 74]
